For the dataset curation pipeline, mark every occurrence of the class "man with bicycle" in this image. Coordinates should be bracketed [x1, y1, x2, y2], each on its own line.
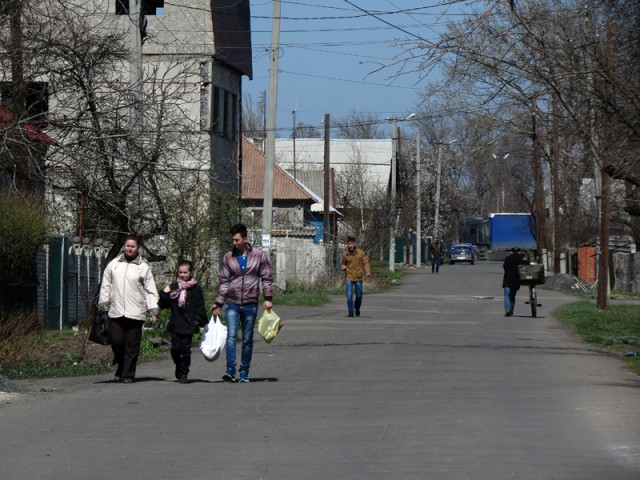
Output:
[502, 247, 529, 317]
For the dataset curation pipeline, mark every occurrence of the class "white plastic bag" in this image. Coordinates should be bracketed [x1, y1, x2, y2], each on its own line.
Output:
[199, 315, 227, 362]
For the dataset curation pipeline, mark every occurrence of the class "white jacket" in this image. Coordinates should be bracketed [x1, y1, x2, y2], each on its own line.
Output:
[98, 253, 159, 321]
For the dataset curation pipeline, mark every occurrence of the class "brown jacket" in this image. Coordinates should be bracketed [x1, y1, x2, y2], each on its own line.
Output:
[341, 248, 371, 281]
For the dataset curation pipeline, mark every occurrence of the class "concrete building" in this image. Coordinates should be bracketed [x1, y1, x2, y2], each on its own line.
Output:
[1, 0, 252, 236]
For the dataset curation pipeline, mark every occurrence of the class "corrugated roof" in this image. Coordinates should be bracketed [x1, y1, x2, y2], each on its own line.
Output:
[241, 137, 311, 200]
[274, 138, 392, 191]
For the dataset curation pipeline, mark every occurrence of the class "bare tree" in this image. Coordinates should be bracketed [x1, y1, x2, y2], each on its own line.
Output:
[334, 111, 384, 139]
[1, 1, 227, 274]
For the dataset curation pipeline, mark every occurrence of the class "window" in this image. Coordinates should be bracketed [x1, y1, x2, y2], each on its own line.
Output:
[210, 86, 238, 140]
[0, 81, 48, 120]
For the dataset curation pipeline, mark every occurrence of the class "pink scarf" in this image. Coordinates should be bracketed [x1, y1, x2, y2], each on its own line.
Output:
[169, 277, 198, 307]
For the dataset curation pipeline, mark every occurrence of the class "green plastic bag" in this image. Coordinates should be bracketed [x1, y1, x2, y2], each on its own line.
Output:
[258, 309, 282, 344]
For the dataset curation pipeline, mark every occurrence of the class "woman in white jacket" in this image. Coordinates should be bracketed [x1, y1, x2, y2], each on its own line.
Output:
[99, 234, 159, 383]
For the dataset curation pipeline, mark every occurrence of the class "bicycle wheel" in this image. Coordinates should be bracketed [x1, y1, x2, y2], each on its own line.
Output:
[529, 286, 537, 317]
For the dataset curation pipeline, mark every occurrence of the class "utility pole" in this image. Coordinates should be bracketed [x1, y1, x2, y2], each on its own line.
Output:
[434, 142, 443, 240]
[292, 109, 297, 180]
[415, 131, 421, 268]
[323, 114, 331, 252]
[532, 99, 546, 263]
[262, 0, 281, 253]
[389, 116, 398, 272]
[552, 94, 561, 274]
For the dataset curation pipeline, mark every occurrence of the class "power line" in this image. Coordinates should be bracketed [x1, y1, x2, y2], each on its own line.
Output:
[341, 0, 432, 43]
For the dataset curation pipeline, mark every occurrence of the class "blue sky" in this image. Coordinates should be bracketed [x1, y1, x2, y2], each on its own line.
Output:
[246, 1, 465, 137]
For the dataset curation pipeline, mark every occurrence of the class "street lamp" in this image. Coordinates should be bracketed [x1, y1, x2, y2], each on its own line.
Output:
[433, 139, 457, 240]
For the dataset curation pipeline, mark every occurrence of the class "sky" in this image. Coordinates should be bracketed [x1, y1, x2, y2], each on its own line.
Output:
[245, 0, 466, 137]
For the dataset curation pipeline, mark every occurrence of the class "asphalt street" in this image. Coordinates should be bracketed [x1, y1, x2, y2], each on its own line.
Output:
[1, 262, 639, 480]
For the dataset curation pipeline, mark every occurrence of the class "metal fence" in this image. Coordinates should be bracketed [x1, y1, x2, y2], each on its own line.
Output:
[36, 236, 111, 330]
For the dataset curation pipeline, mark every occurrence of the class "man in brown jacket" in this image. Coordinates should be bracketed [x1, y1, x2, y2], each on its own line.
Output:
[341, 236, 371, 317]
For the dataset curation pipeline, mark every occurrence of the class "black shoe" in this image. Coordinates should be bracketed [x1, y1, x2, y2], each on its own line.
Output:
[178, 375, 188, 384]
[505, 310, 513, 317]
[355, 309, 360, 317]
[347, 313, 354, 317]
[175, 366, 181, 380]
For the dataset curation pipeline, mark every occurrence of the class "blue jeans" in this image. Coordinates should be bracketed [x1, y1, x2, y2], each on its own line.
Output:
[346, 280, 363, 315]
[224, 303, 258, 374]
[504, 287, 517, 313]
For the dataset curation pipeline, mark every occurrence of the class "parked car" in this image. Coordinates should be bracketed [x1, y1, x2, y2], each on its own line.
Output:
[450, 242, 475, 265]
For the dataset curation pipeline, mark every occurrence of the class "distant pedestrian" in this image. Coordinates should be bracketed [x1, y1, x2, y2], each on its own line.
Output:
[502, 247, 530, 316]
[429, 237, 445, 273]
[98, 233, 159, 383]
[341, 237, 371, 317]
[159, 260, 207, 384]
[211, 224, 273, 383]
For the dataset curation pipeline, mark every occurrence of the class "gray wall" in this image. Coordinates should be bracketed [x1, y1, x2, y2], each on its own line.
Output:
[613, 252, 640, 296]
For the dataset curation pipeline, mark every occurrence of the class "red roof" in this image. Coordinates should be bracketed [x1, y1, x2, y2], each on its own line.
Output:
[241, 137, 311, 200]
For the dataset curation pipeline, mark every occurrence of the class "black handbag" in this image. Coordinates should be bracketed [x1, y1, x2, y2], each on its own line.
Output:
[89, 311, 111, 345]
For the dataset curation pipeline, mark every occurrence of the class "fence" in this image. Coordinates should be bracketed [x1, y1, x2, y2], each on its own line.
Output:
[37, 236, 110, 330]
[270, 236, 338, 290]
[613, 252, 640, 296]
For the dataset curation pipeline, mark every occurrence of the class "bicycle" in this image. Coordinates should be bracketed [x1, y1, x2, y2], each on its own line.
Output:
[519, 263, 544, 317]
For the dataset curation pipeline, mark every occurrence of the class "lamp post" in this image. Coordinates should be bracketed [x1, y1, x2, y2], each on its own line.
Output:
[433, 139, 457, 239]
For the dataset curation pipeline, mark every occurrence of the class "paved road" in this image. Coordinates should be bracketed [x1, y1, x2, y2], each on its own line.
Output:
[2, 263, 639, 480]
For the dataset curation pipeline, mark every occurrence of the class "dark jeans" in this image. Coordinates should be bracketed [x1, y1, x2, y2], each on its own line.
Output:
[432, 256, 442, 273]
[171, 333, 193, 377]
[346, 280, 363, 315]
[109, 317, 143, 379]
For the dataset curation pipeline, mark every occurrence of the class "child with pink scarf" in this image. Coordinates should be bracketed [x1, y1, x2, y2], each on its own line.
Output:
[159, 260, 207, 383]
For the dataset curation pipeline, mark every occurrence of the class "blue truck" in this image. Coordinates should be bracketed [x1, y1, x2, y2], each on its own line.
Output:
[459, 213, 536, 258]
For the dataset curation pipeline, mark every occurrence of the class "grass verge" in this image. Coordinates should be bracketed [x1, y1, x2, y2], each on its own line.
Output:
[555, 300, 640, 375]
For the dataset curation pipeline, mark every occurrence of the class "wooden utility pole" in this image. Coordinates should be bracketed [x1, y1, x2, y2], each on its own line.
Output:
[531, 99, 546, 262]
[596, 20, 616, 310]
[262, 0, 281, 253]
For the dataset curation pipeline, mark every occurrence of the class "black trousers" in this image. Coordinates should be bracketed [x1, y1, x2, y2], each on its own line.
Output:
[171, 333, 193, 377]
[109, 317, 143, 379]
